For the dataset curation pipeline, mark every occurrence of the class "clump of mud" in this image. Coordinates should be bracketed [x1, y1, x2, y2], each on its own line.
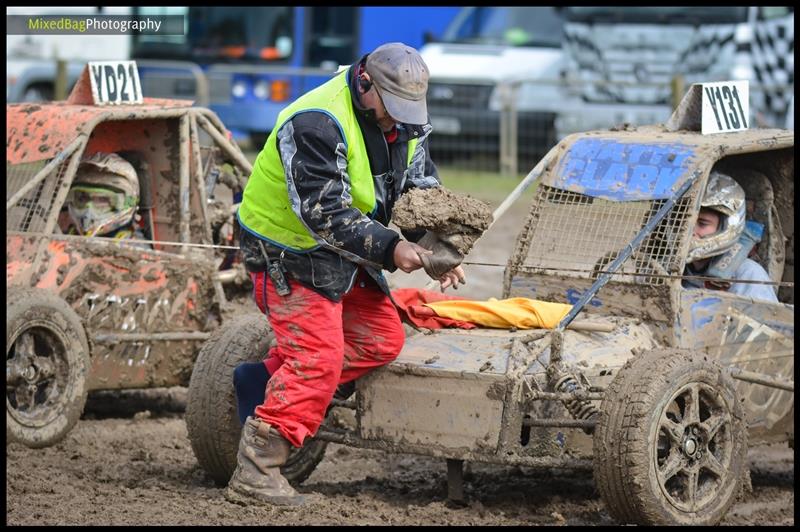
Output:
[393, 187, 493, 255]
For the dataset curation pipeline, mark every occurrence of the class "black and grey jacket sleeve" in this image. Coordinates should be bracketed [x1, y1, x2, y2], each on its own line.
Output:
[276, 111, 400, 270]
[395, 123, 441, 244]
[401, 124, 440, 193]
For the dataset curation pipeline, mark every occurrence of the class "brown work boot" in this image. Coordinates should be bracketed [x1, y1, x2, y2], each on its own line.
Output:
[224, 417, 305, 506]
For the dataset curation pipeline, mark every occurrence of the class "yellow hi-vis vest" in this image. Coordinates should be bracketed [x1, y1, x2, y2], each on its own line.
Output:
[237, 70, 419, 251]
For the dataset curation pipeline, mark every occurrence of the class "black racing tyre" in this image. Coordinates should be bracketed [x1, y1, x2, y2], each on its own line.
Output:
[6, 287, 91, 448]
[593, 348, 747, 525]
[185, 313, 328, 486]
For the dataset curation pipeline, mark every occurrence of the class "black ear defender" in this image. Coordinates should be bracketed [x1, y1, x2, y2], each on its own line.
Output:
[359, 75, 373, 92]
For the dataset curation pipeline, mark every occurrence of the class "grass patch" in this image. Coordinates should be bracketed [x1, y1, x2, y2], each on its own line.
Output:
[437, 168, 539, 207]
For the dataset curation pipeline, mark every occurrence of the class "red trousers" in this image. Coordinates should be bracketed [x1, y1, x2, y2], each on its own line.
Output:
[250, 269, 405, 447]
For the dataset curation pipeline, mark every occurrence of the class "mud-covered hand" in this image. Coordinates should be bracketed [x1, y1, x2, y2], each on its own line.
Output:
[416, 230, 465, 281]
[438, 265, 466, 292]
[393, 240, 432, 273]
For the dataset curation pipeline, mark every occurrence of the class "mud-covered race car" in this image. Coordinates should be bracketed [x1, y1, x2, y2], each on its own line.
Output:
[186, 83, 793, 525]
[6, 62, 252, 448]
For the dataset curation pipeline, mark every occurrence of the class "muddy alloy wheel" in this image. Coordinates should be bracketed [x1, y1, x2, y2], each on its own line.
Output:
[185, 313, 328, 486]
[593, 348, 747, 525]
[6, 288, 90, 448]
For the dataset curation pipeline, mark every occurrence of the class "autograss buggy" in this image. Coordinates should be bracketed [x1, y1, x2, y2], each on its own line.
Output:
[186, 85, 793, 525]
[6, 64, 252, 448]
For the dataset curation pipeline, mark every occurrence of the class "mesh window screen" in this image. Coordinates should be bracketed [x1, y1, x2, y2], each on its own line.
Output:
[7, 158, 71, 233]
[521, 185, 694, 286]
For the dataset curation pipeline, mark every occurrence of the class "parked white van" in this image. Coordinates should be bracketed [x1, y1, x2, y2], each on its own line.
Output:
[419, 6, 565, 170]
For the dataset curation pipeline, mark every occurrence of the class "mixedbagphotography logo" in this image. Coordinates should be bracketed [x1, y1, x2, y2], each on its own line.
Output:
[26, 16, 88, 33]
[7, 14, 185, 35]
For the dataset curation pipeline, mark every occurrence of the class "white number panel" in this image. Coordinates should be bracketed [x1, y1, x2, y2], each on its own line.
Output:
[88, 61, 143, 105]
[701, 80, 749, 135]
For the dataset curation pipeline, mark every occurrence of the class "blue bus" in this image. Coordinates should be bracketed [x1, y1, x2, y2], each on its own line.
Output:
[131, 7, 459, 144]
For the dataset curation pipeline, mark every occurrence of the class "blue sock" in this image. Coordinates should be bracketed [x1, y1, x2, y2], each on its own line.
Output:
[233, 361, 271, 426]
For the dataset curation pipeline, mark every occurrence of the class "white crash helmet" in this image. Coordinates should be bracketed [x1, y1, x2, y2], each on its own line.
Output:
[67, 152, 140, 236]
[686, 170, 746, 263]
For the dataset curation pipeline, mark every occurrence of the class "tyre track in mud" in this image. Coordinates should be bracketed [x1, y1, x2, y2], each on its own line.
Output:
[6, 408, 793, 526]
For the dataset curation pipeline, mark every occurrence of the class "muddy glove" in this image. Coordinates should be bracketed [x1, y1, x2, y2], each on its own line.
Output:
[416, 230, 465, 281]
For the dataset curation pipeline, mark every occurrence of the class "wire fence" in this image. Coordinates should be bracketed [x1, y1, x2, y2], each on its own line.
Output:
[15, 59, 793, 179]
[131, 62, 792, 178]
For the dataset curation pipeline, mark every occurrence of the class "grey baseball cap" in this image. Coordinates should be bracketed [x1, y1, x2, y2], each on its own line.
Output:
[365, 42, 430, 125]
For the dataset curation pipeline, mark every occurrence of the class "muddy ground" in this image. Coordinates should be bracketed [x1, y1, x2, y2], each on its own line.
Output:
[5, 403, 795, 526]
[6, 203, 795, 525]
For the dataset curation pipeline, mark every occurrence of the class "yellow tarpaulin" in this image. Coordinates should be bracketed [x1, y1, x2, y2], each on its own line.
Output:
[423, 297, 572, 330]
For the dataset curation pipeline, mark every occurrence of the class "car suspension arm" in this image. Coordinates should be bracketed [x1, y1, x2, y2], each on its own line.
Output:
[729, 368, 794, 392]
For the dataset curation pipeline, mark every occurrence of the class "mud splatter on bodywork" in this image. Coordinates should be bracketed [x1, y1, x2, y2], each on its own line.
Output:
[358, 317, 656, 462]
[677, 289, 794, 444]
[7, 233, 218, 390]
[6, 100, 192, 165]
[7, 98, 250, 393]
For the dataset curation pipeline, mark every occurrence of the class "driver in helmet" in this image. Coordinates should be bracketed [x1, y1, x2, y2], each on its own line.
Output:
[60, 152, 147, 243]
[684, 170, 778, 303]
